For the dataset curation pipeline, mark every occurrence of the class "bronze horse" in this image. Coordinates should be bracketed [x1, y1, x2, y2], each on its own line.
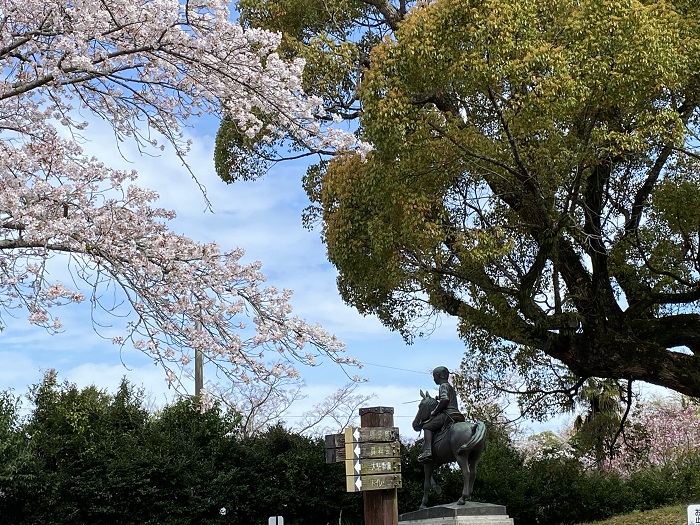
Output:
[412, 390, 487, 509]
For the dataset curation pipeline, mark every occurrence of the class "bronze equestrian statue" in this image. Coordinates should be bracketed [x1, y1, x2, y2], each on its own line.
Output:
[412, 366, 487, 509]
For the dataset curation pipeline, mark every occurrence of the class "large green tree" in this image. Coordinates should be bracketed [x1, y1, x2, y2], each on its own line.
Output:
[218, 0, 700, 413]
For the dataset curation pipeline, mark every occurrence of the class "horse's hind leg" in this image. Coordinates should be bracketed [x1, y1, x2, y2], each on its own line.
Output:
[468, 452, 478, 498]
[455, 453, 471, 505]
[467, 439, 486, 498]
[430, 475, 442, 495]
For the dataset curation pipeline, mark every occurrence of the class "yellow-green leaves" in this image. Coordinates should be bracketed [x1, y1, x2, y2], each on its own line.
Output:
[301, 35, 361, 97]
[361, 0, 690, 163]
[234, 0, 700, 401]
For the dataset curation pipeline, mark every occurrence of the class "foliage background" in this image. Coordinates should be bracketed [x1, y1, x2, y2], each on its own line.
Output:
[2, 377, 698, 525]
[0, 375, 363, 525]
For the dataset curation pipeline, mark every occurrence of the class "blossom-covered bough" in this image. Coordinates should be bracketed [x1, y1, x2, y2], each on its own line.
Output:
[0, 0, 364, 390]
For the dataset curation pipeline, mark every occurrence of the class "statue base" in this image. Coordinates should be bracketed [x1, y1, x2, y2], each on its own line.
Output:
[399, 502, 514, 525]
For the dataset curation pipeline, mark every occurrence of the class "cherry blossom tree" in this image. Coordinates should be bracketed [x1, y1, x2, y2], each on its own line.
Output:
[518, 395, 700, 476]
[603, 396, 700, 476]
[0, 0, 363, 391]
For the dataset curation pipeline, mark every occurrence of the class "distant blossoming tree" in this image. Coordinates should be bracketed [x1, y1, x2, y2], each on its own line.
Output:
[0, 0, 363, 390]
[519, 396, 700, 476]
[207, 378, 375, 437]
[517, 430, 576, 464]
[603, 397, 700, 476]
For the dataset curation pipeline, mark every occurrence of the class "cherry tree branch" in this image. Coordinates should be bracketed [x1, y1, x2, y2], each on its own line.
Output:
[0, 0, 366, 390]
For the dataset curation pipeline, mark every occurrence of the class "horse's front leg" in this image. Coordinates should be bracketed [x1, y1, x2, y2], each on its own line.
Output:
[420, 463, 434, 510]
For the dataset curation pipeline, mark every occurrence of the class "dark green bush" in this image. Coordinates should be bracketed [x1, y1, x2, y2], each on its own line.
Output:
[0, 375, 362, 525]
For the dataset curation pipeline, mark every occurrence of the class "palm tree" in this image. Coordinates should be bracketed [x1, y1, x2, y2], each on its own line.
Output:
[572, 378, 630, 469]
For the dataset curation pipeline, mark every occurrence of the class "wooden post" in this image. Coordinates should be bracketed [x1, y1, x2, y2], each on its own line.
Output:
[194, 320, 203, 397]
[360, 406, 399, 525]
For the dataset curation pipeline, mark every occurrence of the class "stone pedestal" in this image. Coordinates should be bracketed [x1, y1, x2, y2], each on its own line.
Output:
[399, 502, 514, 525]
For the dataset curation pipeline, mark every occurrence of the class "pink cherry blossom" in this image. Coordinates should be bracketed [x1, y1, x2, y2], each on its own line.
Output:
[604, 397, 700, 475]
[0, 0, 361, 389]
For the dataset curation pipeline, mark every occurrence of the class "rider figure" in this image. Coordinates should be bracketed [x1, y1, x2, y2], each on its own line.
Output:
[418, 366, 465, 463]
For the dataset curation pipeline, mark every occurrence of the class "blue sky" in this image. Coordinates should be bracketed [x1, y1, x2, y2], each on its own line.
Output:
[1, 113, 497, 437]
[3, 111, 676, 437]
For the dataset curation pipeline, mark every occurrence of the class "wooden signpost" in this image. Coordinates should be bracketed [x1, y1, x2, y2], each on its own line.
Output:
[341, 425, 402, 492]
[325, 406, 401, 525]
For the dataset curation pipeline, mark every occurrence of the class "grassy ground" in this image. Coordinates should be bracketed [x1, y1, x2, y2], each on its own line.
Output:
[576, 504, 688, 525]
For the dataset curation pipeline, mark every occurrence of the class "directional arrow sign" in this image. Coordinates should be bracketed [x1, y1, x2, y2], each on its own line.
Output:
[346, 473, 362, 492]
[345, 457, 402, 476]
[340, 424, 402, 492]
[344, 441, 401, 462]
[324, 433, 345, 463]
[343, 426, 399, 444]
[345, 458, 362, 476]
[324, 433, 345, 449]
[345, 473, 401, 492]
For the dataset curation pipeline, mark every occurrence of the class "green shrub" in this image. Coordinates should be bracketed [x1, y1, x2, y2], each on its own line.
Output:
[0, 376, 362, 525]
[3, 375, 698, 525]
[461, 424, 700, 525]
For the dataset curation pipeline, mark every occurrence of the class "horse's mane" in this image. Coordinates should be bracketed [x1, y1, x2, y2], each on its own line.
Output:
[422, 395, 437, 406]
[419, 393, 438, 413]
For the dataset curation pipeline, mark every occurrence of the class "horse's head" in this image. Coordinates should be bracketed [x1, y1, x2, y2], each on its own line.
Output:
[412, 390, 438, 432]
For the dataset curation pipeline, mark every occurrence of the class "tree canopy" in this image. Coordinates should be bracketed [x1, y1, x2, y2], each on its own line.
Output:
[219, 0, 700, 414]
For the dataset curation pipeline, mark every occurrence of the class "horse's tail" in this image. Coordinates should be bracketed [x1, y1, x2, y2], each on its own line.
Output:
[457, 421, 487, 455]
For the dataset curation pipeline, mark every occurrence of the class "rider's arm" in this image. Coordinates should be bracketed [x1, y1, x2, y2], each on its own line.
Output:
[430, 384, 449, 417]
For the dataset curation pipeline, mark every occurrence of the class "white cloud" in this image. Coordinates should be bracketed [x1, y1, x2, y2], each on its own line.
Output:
[3, 111, 551, 438]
